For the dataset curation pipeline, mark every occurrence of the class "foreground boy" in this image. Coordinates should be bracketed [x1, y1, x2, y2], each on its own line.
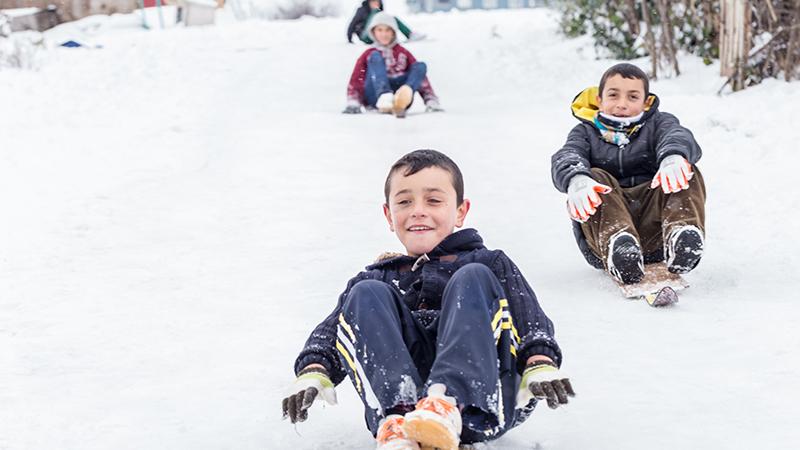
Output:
[551, 63, 706, 284]
[282, 150, 574, 449]
[343, 12, 442, 117]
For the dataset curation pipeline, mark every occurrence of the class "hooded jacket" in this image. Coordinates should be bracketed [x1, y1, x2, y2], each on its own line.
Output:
[294, 228, 562, 385]
[551, 86, 702, 193]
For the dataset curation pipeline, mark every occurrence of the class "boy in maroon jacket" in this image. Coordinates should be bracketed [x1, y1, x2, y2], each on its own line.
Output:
[342, 12, 443, 118]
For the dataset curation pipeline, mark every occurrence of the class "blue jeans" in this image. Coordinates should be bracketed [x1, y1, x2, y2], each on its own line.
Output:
[364, 51, 427, 108]
[336, 264, 534, 443]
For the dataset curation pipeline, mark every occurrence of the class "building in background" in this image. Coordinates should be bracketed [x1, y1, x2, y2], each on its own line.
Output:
[407, 0, 544, 13]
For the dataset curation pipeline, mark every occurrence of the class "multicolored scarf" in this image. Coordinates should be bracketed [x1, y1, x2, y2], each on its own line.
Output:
[593, 112, 645, 148]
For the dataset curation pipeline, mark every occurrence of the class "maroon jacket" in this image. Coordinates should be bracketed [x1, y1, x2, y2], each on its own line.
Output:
[346, 45, 438, 105]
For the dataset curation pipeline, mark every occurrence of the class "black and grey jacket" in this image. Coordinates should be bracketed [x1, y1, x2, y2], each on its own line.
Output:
[294, 228, 562, 385]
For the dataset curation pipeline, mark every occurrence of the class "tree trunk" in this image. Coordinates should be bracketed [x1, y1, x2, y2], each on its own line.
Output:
[641, 0, 659, 79]
[656, 0, 681, 76]
[720, 0, 751, 90]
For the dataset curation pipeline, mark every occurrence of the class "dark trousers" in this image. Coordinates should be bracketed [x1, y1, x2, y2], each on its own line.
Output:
[363, 51, 427, 107]
[337, 264, 532, 443]
[580, 167, 706, 266]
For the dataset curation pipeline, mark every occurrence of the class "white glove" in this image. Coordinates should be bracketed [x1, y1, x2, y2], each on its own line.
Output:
[566, 174, 612, 223]
[651, 155, 694, 194]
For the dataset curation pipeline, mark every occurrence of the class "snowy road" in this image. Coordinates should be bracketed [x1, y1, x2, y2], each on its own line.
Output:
[2, 5, 799, 450]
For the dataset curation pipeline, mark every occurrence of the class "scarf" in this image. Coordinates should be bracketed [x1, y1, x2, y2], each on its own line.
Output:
[593, 111, 645, 148]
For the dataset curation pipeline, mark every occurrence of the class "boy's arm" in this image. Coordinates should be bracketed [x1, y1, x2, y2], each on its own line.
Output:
[395, 18, 412, 38]
[294, 273, 369, 385]
[346, 50, 371, 105]
[491, 252, 563, 374]
[551, 124, 594, 193]
[347, 7, 367, 42]
[653, 111, 702, 165]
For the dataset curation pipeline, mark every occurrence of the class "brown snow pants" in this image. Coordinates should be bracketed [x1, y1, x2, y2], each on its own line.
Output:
[580, 167, 706, 267]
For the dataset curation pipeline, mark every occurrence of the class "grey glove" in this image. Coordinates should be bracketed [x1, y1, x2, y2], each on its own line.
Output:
[516, 360, 575, 409]
[342, 104, 362, 114]
[281, 366, 337, 423]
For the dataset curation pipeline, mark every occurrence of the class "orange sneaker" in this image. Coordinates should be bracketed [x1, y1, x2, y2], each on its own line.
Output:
[402, 384, 462, 450]
[376, 415, 420, 450]
[393, 85, 414, 118]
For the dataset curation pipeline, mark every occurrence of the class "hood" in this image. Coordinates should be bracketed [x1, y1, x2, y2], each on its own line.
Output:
[366, 228, 486, 270]
[367, 11, 400, 47]
[570, 86, 660, 124]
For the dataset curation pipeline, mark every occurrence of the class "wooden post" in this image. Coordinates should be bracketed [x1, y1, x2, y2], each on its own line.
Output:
[720, 0, 751, 90]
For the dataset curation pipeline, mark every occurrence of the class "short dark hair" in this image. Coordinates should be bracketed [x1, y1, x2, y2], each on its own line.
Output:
[598, 63, 649, 98]
[384, 149, 464, 206]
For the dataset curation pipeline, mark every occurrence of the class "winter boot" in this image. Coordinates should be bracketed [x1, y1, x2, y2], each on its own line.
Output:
[607, 231, 644, 284]
[403, 384, 461, 450]
[376, 415, 420, 450]
[665, 225, 704, 274]
[393, 85, 414, 118]
[376, 92, 394, 114]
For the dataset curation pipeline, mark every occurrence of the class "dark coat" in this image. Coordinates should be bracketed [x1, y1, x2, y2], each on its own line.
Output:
[551, 87, 702, 193]
[551, 87, 703, 268]
[294, 229, 562, 385]
[347, 0, 382, 43]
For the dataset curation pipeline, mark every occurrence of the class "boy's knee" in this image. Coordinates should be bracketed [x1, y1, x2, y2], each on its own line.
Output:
[344, 280, 394, 311]
[411, 61, 427, 72]
[451, 263, 495, 283]
[589, 167, 616, 184]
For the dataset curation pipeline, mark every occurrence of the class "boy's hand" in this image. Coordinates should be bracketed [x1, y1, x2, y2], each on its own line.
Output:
[516, 360, 575, 409]
[281, 366, 337, 423]
[342, 104, 362, 114]
[651, 155, 693, 194]
[567, 174, 612, 222]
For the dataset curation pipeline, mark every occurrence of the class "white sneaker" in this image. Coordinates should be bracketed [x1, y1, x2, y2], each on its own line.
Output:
[376, 92, 394, 113]
[376, 415, 420, 450]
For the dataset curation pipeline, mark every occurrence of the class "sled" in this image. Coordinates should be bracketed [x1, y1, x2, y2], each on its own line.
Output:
[615, 262, 688, 307]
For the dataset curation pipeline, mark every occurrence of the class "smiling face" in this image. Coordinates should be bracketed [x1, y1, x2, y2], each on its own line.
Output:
[372, 24, 396, 47]
[597, 74, 646, 118]
[383, 167, 470, 257]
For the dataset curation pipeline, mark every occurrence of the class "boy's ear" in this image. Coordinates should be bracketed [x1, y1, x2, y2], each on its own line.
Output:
[455, 199, 471, 228]
[383, 203, 395, 232]
[595, 93, 602, 105]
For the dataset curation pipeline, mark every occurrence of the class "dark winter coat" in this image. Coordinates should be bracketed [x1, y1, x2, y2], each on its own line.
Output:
[551, 86, 703, 268]
[551, 87, 702, 193]
[347, 0, 382, 43]
[294, 229, 562, 385]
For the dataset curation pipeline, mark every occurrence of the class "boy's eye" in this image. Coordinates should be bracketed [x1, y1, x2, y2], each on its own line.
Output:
[427, 197, 442, 204]
[396, 199, 411, 206]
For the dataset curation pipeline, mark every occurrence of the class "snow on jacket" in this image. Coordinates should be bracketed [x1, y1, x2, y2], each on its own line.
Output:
[294, 228, 562, 385]
[551, 86, 702, 193]
[346, 44, 439, 106]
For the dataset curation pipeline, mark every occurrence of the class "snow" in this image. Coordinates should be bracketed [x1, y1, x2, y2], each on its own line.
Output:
[2, 3, 800, 450]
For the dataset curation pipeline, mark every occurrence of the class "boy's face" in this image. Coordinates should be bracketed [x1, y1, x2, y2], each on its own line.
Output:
[373, 24, 395, 46]
[369, 0, 380, 9]
[597, 74, 646, 117]
[383, 167, 470, 257]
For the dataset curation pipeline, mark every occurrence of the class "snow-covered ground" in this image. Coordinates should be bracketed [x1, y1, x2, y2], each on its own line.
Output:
[2, 3, 799, 449]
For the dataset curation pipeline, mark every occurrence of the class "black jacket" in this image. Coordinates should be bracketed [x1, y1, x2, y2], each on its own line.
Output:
[347, 1, 382, 43]
[294, 229, 562, 385]
[551, 87, 702, 193]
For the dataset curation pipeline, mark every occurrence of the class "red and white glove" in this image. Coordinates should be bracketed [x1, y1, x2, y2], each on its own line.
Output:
[651, 155, 694, 194]
[566, 174, 612, 223]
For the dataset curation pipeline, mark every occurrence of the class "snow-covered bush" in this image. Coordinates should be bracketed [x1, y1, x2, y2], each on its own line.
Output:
[0, 31, 45, 70]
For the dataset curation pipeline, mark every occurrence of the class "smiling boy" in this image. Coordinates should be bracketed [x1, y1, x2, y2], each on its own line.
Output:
[283, 150, 574, 450]
[551, 63, 706, 284]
